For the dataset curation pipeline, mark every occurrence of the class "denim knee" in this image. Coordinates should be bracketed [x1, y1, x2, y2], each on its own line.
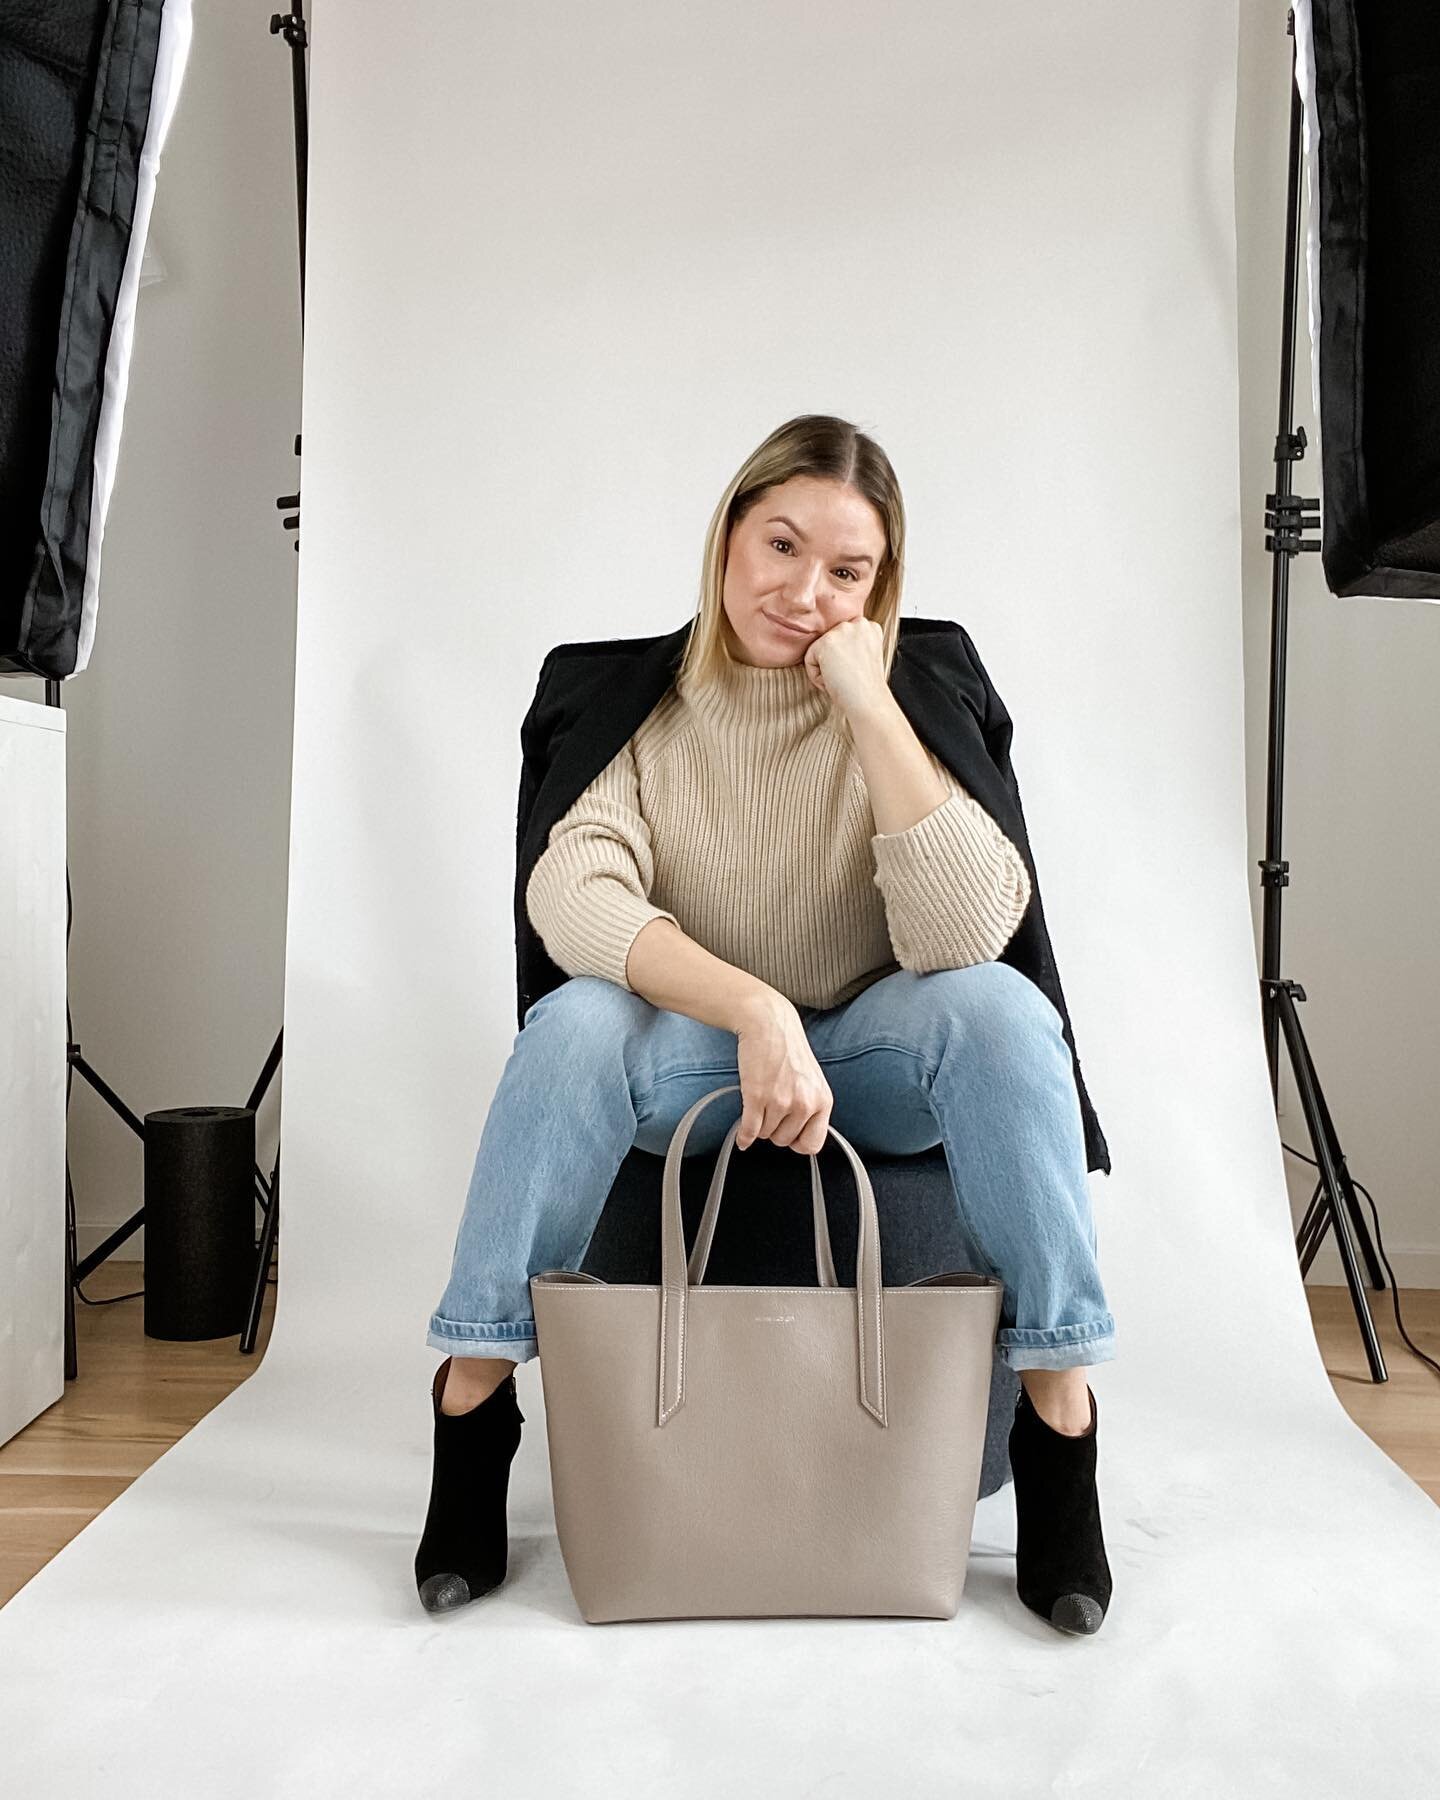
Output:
[522, 973, 654, 1044]
[914, 960, 1064, 1057]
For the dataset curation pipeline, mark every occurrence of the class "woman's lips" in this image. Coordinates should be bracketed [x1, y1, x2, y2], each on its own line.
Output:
[765, 611, 811, 637]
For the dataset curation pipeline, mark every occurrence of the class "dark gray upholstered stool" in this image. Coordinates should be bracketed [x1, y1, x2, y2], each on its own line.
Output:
[579, 1136, 1019, 1498]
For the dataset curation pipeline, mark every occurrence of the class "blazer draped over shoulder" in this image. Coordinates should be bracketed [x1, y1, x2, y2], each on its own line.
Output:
[512, 614, 1111, 1177]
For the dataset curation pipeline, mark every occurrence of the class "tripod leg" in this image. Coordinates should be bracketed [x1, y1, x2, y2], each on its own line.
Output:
[1286, 1013, 1386, 1289]
[1295, 1178, 1327, 1275]
[1275, 986, 1387, 1383]
[241, 1147, 280, 1356]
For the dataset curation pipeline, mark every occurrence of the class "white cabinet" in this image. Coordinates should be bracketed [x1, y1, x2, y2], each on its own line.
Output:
[0, 693, 67, 1446]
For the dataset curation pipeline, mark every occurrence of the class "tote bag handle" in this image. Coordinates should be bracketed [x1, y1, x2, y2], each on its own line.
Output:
[686, 1104, 840, 1291]
[658, 1085, 888, 1426]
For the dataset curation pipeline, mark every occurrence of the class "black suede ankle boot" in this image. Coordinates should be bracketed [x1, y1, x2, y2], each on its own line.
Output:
[1007, 1383, 1112, 1636]
[414, 1358, 525, 1614]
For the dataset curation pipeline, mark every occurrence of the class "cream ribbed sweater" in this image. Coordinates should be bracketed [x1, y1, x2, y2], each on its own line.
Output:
[524, 655, 1033, 1011]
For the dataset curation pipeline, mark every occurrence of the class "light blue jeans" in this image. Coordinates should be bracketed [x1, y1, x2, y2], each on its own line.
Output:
[425, 960, 1117, 1372]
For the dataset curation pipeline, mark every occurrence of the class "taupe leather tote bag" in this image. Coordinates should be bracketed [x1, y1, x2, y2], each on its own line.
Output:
[530, 1084, 1004, 1624]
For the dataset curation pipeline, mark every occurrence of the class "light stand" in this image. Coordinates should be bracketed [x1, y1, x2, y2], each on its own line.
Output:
[1261, 12, 1387, 1382]
[49, 3, 310, 1372]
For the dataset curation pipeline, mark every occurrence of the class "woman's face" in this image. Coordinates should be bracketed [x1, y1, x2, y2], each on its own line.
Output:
[721, 475, 886, 665]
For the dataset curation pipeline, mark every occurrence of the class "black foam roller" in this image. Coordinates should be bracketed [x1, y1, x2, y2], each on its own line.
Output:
[143, 1106, 256, 1341]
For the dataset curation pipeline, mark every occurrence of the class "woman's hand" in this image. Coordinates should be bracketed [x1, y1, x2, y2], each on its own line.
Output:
[733, 998, 834, 1156]
[801, 614, 889, 719]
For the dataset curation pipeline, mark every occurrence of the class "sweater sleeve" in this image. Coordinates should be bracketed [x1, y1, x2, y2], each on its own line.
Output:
[524, 739, 681, 992]
[869, 748, 1032, 971]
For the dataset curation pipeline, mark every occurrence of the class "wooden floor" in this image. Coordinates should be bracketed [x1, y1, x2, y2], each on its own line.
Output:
[1, 1260, 276, 1608]
[1, 1266, 1436, 1607]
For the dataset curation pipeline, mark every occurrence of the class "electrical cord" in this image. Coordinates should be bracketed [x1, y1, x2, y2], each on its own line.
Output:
[70, 1254, 277, 1308]
[70, 1269, 278, 1306]
[1282, 1139, 1440, 1380]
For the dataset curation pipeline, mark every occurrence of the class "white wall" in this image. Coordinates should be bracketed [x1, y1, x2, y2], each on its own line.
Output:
[1235, 8, 1440, 1288]
[20, 1, 1436, 1296]
[10, 0, 299, 1265]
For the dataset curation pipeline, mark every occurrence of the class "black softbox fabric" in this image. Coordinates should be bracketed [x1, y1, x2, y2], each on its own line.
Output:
[1298, 0, 1440, 599]
[0, 0, 176, 678]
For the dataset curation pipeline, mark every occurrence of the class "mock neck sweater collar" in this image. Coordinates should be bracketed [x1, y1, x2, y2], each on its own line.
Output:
[675, 653, 835, 736]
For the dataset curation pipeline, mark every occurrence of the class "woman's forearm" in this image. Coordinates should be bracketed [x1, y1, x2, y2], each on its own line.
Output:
[846, 690, 950, 835]
[625, 917, 785, 1035]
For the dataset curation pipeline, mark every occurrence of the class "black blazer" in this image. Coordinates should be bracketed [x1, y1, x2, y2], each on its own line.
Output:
[513, 615, 1111, 1177]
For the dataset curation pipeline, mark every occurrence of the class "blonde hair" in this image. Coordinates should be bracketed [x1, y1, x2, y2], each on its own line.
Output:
[675, 414, 907, 751]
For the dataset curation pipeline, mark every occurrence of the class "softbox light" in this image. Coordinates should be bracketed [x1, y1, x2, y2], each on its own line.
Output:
[1293, 0, 1440, 600]
[0, 0, 192, 680]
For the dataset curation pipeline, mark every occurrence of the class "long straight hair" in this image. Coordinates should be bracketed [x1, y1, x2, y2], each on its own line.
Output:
[674, 415, 907, 752]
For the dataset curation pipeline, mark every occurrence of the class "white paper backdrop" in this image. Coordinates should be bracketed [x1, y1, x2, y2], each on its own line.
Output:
[3, 2, 1438, 1792]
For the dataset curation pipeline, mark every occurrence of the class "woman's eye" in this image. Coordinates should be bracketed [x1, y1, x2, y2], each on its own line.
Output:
[770, 538, 858, 581]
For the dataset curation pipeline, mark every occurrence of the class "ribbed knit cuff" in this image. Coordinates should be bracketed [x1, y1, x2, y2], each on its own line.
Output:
[871, 791, 1031, 968]
[536, 882, 680, 993]
[614, 903, 681, 991]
